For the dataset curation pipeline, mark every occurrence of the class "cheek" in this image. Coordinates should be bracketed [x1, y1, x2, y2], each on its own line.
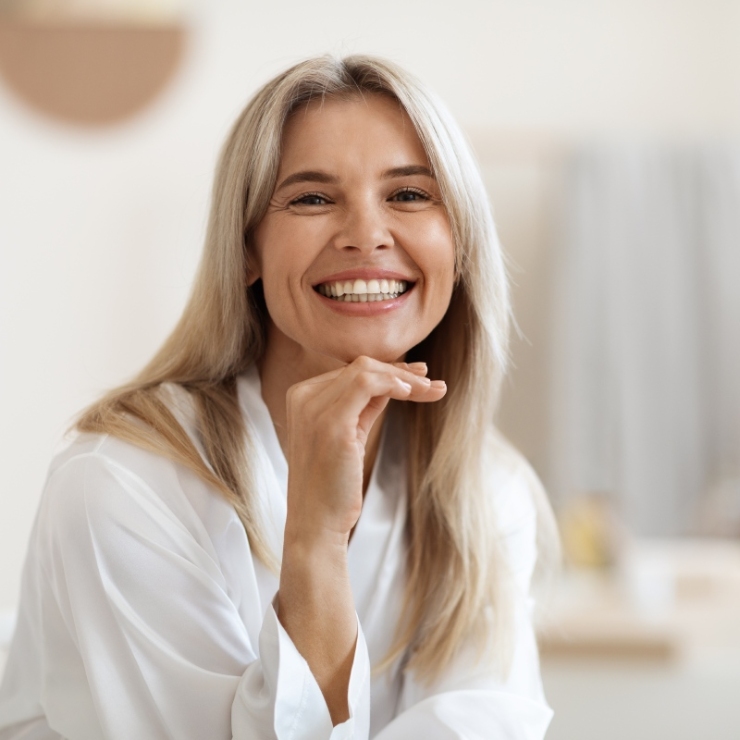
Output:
[407, 217, 456, 290]
[256, 217, 328, 274]
[253, 221, 321, 334]
[254, 222, 295, 288]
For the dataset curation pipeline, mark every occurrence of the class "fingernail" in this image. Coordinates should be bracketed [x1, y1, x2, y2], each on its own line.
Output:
[407, 362, 428, 372]
[430, 380, 446, 389]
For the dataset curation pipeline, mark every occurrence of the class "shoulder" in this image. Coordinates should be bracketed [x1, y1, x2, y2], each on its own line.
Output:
[46, 381, 200, 513]
[484, 430, 550, 596]
[38, 391, 241, 574]
[485, 431, 540, 537]
[40, 432, 194, 544]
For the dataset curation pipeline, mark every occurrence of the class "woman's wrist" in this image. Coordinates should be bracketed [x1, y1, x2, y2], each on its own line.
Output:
[283, 506, 355, 551]
[280, 525, 352, 589]
[277, 527, 357, 725]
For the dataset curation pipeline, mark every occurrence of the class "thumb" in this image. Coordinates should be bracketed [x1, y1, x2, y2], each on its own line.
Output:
[356, 395, 392, 445]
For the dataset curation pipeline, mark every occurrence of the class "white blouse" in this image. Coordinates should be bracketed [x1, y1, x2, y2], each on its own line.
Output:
[0, 367, 552, 739]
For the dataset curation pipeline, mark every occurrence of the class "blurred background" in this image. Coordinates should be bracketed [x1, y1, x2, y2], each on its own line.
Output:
[1, 1, 740, 737]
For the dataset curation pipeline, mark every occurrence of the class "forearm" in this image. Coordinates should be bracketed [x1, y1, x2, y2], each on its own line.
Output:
[276, 527, 357, 725]
[270, 359, 442, 726]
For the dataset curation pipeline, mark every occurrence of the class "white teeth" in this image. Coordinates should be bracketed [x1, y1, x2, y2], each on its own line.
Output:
[317, 278, 411, 302]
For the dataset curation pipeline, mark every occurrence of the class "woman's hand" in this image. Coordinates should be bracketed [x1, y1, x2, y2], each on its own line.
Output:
[284, 355, 446, 545]
[277, 356, 445, 725]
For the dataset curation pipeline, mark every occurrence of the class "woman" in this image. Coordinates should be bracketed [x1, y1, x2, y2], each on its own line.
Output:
[0, 55, 557, 739]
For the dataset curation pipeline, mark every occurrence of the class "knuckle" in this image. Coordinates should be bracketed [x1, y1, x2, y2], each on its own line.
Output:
[286, 382, 310, 409]
[356, 372, 374, 392]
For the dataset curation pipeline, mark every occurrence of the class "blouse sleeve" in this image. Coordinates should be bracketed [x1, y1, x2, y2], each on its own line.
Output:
[372, 456, 554, 740]
[33, 446, 371, 740]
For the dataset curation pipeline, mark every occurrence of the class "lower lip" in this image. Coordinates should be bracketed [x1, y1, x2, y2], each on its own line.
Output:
[314, 286, 414, 316]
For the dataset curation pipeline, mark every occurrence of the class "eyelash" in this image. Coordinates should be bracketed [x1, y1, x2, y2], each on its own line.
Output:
[289, 192, 330, 206]
[390, 187, 430, 202]
[289, 187, 431, 206]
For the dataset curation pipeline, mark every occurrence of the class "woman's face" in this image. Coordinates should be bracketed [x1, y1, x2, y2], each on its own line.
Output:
[252, 93, 456, 365]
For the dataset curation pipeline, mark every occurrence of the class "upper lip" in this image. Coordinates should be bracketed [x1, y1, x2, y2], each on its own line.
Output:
[313, 268, 416, 286]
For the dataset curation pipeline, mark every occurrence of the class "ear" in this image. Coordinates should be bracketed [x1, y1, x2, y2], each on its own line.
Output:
[246, 265, 261, 287]
[245, 232, 261, 287]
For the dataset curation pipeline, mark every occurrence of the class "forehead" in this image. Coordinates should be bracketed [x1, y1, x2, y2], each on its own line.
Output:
[278, 93, 429, 173]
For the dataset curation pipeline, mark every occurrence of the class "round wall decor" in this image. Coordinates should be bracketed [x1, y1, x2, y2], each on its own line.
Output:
[0, 13, 187, 126]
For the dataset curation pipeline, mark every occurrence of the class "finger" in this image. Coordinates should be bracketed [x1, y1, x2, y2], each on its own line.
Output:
[326, 371, 415, 421]
[305, 357, 420, 409]
[344, 357, 433, 392]
[403, 361, 430, 376]
[357, 394, 392, 441]
[406, 379, 447, 403]
[298, 359, 425, 393]
[291, 358, 439, 416]
[358, 379, 446, 437]
[392, 361, 428, 377]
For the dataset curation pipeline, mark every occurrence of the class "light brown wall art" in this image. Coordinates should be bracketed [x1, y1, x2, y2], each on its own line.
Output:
[0, 5, 187, 126]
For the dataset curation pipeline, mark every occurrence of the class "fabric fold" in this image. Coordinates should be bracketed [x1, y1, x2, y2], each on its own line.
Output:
[1, 367, 552, 739]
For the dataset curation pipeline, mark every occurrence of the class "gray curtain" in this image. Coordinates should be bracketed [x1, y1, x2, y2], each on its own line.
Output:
[548, 143, 740, 535]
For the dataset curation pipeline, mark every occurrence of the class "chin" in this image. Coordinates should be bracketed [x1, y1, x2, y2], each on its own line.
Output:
[322, 339, 409, 365]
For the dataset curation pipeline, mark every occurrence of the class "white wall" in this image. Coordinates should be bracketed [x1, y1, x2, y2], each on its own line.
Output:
[2, 0, 740, 612]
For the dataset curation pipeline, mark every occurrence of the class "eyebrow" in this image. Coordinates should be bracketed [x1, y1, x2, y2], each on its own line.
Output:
[382, 165, 435, 180]
[276, 170, 338, 191]
[275, 164, 435, 192]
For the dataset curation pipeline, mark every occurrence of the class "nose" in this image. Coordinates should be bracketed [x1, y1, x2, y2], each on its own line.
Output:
[332, 197, 393, 255]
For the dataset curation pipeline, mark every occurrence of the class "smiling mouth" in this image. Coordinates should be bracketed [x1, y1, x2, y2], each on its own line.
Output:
[315, 278, 412, 303]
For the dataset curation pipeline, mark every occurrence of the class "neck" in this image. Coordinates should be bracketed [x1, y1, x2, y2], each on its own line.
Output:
[257, 320, 387, 494]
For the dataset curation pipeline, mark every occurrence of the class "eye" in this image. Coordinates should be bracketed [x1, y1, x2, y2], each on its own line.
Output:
[289, 192, 331, 206]
[389, 187, 430, 203]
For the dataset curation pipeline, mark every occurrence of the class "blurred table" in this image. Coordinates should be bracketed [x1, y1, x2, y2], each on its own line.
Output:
[538, 538, 740, 740]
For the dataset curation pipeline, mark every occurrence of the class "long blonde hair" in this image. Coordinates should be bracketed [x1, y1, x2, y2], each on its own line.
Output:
[77, 54, 556, 683]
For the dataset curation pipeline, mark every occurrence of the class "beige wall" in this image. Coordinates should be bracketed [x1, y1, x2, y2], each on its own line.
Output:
[2, 0, 739, 610]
